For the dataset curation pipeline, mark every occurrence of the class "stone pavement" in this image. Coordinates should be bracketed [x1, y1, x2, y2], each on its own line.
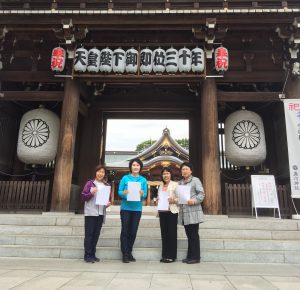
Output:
[0, 258, 300, 290]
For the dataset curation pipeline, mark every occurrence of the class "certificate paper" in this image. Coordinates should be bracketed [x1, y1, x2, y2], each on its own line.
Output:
[127, 182, 141, 201]
[157, 191, 169, 210]
[95, 185, 111, 205]
[177, 185, 191, 204]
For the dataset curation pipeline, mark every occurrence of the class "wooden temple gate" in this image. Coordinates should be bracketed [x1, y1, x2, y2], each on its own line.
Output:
[0, 1, 300, 215]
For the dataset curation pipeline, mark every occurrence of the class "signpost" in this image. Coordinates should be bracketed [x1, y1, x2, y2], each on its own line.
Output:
[251, 175, 281, 219]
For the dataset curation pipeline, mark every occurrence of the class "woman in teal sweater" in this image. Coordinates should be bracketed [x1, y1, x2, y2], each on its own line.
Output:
[118, 158, 148, 263]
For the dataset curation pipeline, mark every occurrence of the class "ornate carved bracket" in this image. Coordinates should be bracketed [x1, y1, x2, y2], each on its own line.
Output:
[0, 26, 8, 71]
[192, 18, 227, 59]
[276, 17, 300, 76]
[53, 19, 88, 60]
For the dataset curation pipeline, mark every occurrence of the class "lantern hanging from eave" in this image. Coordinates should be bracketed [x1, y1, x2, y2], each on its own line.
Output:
[165, 47, 178, 74]
[140, 48, 153, 74]
[74, 47, 88, 72]
[113, 47, 126, 73]
[87, 48, 100, 73]
[178, 47, 192, 73]
[152, 47, 166, 74]
[214, 46, 229, 72]
[125, 47, 138, 74]
[51, 47, 66, 72]
[191, 47, 205, 73]
[225, 109, 266, 166]
[100, 47, 113, 73]
[17, 108, 60, 165]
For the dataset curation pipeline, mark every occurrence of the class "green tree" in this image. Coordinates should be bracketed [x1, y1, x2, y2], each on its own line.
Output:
[136, 139, 157, 152]
[176, 138, 189, 150]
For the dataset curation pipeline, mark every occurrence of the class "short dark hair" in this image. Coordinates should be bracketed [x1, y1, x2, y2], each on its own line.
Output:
[160, 167, 174, 184]
[180, 161, 193, 172]
[95, 164, 106, 175]
[129, 158, 143, 173]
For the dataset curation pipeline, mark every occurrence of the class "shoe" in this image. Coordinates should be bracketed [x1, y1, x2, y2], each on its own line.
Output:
[160, 258, 164, 263]
[161, 258, 175, 263]
[122, 254, 130, 263]
[186, 259, 200, 264]
[129, 254, 136, 262]
[182, 258, 189, 263]
[84, 257, 95, 263]
[93, 257, 100, 262]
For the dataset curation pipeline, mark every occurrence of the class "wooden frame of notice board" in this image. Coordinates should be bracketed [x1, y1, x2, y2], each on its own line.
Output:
[251, 175, 281, 219]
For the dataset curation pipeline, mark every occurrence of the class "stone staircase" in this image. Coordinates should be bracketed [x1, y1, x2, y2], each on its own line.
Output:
[0, 207, 300, 263]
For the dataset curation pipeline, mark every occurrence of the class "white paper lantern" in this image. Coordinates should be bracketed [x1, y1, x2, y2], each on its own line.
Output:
[113, 48, 126, 73]
[165, 47, 178, 74]
[140, 48, 153, 74]
[192, 47, 205, 73]
[100, 47, 113, 73]
[178, 47, 192, 73]
[152, 48, 166, 74]
[126, 47, 138, 74]
[74, 47, 88, 72]
[17, 108, 60, 165]
[225, 110, 266, 166]
[87, 48, 100, 73]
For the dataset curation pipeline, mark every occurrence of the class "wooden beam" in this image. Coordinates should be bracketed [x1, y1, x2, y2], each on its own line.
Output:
[0, 70, 285, 83]
[0, 71, 58, 82]
[0, 91, 64, 101]
[217, 91, 281, 102]
[93, 101, 196, 111]
[218, 71, 285, 83]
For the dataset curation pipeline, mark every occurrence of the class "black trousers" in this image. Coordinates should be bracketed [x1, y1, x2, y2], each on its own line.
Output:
[159, 211, 178, 259]
[120, 210, 142, 256]
[184, 223, 200, 260]
[84, 215, 104, 259]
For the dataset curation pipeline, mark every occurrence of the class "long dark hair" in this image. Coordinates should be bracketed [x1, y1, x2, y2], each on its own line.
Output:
[160, 167, 174, 184]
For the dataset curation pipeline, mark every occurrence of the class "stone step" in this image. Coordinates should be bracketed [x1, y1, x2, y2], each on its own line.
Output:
[0, 214, 299, 231]
[1, 224, 300, 240]
[0, 244, 299, 263]
[1, 235, 300, 251]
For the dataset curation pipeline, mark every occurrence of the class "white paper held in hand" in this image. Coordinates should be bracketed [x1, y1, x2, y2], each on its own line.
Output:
[157, 191, 169, 210]
[95, 185, 111, 205]
[127, 181, 141, 201]
[177, 185, 191, 204]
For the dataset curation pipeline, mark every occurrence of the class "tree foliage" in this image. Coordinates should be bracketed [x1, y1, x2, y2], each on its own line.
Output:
[136, 139, 157, 152]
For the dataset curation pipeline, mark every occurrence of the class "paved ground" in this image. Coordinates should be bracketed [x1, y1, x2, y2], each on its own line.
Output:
[0, 258, 300, 289]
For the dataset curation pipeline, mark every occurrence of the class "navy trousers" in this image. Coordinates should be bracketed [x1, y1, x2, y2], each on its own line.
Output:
[120, 210, 142, 256]
[84, 215, 104, 259]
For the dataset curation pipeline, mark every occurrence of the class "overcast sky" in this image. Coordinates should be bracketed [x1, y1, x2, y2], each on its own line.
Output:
[106, 119, 189, 151]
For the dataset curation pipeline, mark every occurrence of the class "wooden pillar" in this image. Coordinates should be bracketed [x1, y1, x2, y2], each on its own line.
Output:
[147, 183, 151, 206]
[201, 78, 222, 214]
[51, 79, 80, 211]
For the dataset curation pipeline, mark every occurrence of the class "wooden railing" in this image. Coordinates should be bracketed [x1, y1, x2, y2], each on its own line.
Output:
[225, 183, 292, 217]
[0, 180, 50, 211]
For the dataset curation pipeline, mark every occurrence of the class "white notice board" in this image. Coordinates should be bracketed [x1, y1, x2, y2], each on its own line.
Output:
[251, 175, 281, 219]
